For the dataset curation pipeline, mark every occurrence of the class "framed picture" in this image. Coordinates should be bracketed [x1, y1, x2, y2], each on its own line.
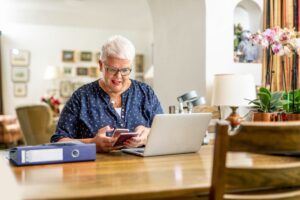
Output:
[95, 52, 101, 62]
[60, 80, 73, 98]
[80, 51, 92, 62]
[10, 49, 30, 66]
[62, 66, 74, 77]
[73, 82, 84, 90]
[88, 66, 100, 78]
[14, 83, 27, 97]
[135, 54, 144, 73]
[62, 50, 75, 62]
[12, 67, 29, 82]
[76, 67, 88, 76]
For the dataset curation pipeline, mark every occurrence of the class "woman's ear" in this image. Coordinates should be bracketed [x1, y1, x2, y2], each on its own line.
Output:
[99, 60, 104, 72]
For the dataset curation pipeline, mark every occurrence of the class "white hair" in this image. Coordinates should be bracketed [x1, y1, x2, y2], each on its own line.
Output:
[101, 35, 136, 63]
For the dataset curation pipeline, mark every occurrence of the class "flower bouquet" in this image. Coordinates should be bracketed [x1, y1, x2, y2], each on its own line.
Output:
[41, 95, 61, 115]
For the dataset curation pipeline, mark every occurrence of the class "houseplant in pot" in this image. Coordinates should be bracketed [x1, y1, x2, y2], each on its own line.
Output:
[248, 87, 283, 121]
[282, 89, 300, 121]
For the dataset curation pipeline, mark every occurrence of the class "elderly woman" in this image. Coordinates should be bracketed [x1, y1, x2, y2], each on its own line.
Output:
[51, 35, 163, 152]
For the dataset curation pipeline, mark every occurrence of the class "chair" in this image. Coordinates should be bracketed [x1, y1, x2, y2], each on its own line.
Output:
[16, 104, 56, 145]
[210, 121, 300, 200]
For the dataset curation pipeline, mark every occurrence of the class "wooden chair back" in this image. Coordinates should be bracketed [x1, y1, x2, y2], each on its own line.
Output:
[210, 121, 300, 200]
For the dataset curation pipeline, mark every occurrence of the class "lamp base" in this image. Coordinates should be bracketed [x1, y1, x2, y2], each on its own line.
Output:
[226, 106, 242, 130]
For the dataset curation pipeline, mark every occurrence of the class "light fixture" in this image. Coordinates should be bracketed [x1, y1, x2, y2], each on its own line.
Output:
[211, 74, 256, 130]
[44, 65, 60, 95]
[176, 90, 206, 114]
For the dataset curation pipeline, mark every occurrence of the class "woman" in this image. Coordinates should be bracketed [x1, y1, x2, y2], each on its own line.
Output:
[51, 35, 163, 152]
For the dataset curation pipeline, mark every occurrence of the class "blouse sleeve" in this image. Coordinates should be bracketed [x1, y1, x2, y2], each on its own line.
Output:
[50, 92, 81, 142]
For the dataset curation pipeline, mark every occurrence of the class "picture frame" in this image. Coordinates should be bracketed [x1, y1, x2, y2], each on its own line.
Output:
[62, 66, 74, 77]
[95, 52, 101, 62]
[80, 51, 92, 62]
[73, 82, 84, 90]
[12, 67, 29, 82]
[88, 66, 100, 78]
[14, 83, 27, 97]
[135, 54, 144, 73]
[60, 80, 73, 98]
[76, 67, 88, 76]
[10, 49, 30, 67]
[62, 50, 75, 62]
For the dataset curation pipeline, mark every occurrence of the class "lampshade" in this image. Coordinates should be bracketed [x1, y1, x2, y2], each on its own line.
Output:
[44, 65, 60, 80]
[211, 74, 256, 107]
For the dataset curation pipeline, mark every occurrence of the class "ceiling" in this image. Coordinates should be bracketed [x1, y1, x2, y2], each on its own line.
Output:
[0, 0, 153, 31]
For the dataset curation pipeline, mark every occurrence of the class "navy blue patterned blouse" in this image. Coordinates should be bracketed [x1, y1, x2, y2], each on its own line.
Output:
[50, 79, 163, 142]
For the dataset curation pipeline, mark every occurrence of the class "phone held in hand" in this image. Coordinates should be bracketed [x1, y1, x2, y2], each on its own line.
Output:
[106, 128, 128, 137]
[113, 131, 138, 147]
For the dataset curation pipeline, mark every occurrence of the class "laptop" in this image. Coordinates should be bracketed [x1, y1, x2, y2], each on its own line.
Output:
[122, 113, 212, 157]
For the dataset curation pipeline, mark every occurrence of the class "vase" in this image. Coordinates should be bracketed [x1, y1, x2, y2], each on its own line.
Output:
[286, 113, 300, 121]
[252, 112, 275, 122]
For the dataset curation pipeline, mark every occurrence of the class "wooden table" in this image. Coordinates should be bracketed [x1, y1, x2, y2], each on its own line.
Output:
[4, 145, 300, 200]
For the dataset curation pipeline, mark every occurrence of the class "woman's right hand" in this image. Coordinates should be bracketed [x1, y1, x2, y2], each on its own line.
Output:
[92, 126, 117, 152]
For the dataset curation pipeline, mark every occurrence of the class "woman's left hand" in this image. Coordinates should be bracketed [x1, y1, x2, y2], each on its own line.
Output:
[123, 125, 150, 148]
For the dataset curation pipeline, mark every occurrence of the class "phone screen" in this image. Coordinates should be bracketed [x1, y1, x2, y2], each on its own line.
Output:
[113, 132, 138, 147]
[112, 128, 129, 138]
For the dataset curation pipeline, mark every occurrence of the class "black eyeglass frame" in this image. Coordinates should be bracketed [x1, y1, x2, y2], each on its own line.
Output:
[104, 65, 132, 76]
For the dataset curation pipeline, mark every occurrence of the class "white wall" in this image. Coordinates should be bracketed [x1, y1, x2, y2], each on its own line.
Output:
[148, 0, 206, 111]
[205, 0, 263, 104]
[0, 0, 264, 115]
[1, 23, 152, 114]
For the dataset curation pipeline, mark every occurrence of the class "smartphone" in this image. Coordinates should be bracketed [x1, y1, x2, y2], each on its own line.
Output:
[111, 128, 129, 138]
[113, 132, 138, 147]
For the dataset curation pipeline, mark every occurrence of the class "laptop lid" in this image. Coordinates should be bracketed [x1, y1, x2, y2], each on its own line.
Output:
[123, 113, 211, 157]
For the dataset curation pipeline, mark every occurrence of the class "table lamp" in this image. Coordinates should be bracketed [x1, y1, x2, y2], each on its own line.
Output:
[44, 65, 60, 95]
[211, 74, 256, 130]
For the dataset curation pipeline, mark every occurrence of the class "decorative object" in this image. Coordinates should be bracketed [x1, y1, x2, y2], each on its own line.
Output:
[176, 90, 206, 114]
[95, 52, 101, 62]
[62, 66, 73, 76]
[80, 51, 92, 62]
[211, 74, 256, 130]
[12, 67, 29, 82]
[41, 95, 61, 115]
[44, 65, 60, 96]
[62, 50, 75, 62]
[73, 82, 84, 90]
[248, 87, 283, 121]
[14, 83, 27, 97]
[10, 49, 30, 66]
[135, 54, 144, 82]
[88, 66, 99, 78]
[260, 0, 300, 92]
[59, 80, 73, 98]
[76, 67, 88, 76]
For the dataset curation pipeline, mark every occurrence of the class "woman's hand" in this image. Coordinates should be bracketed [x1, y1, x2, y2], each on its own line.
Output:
[92, 126, 119, 152]
[123, 125, 150, 148]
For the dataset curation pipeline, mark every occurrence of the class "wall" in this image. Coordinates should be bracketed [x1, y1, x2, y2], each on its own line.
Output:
[205, 0, 263, 104]
[1, 23, 152, 114]
[1, 0, 264, 115]
[148, 0, 206, 111]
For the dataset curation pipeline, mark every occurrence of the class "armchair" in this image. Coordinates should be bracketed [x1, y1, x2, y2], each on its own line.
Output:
[16, 104, 56, 145]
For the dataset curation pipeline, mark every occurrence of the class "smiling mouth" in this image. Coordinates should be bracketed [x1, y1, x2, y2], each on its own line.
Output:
[111, 79, 122, 86]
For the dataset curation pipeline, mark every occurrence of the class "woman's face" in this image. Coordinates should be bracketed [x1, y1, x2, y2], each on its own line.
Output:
[100, 56, 132, 94]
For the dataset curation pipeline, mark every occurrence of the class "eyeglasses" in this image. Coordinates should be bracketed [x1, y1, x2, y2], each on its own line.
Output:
[104, 65, 132, 76]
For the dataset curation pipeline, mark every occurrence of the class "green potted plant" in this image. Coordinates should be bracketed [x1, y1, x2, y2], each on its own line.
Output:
[248, 87, 283, 121]
[281, 89, 300, 121]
